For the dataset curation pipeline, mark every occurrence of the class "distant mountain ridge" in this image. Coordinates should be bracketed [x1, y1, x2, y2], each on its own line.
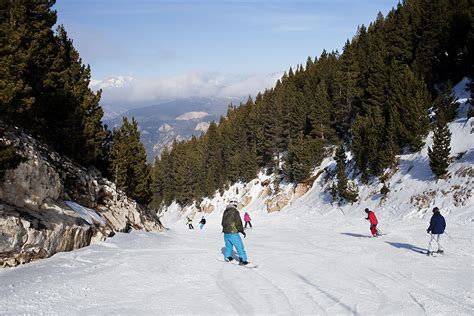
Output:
[104, 97, 242, 161]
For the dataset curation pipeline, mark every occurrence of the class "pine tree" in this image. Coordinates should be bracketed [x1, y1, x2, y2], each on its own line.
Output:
[385, 3, 413, 65]
[335, 144, 348, 196]
[433, 81, 459, 122]
[203, 122, 223, 196]
[334, 144, 358, 202]
[308, 80, 335, 143]
[387, 63, 430, 151]
[428, 114, 451, 178]
[283, 134, 320, 182]
[48, 25, 105, 165]
[261, 91, 281, 172]
[0, 0, 57, 122]
[334, 39, 361, 140]
[109, 117, 152, 204]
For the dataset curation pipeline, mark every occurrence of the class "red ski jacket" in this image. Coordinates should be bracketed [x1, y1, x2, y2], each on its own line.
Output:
[366, 211, 378, 225]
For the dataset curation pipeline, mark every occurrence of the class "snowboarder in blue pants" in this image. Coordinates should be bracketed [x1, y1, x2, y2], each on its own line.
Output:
[199, 216, 206, 230]
[221, 199, 248, 265]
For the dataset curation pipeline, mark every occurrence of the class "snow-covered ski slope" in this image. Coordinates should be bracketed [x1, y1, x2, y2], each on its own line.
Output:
[0, 213, 472, 314]
[1, 80, 473, 315]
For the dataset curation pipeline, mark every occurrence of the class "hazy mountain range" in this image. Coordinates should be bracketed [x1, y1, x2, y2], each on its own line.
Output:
[104, 97, 242, 162]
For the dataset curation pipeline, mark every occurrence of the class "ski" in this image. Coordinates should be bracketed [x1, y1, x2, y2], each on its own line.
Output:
[416, 250, 444, 257]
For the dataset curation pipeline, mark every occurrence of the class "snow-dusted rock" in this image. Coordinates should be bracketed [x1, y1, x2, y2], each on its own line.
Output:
[0, 122, 162, 267]
[293, 181, 313, 200]
[176, 111, 209, 121]
[195, 121, 210, 132]
[266, 194, 292, 213]
[200, 202, 215, 214]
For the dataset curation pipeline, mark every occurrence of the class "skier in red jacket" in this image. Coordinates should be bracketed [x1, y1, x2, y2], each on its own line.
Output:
[365, 208, 380, 237]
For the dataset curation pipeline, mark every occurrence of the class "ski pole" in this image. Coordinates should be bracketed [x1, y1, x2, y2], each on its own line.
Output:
[444, 231, 468, 256]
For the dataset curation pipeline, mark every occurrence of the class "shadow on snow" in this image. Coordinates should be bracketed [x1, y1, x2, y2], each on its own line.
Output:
[340, 232, 371, 238]
[385, 242, 427, 254]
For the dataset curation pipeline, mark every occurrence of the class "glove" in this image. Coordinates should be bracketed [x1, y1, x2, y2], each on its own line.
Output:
[242, 232, 246, 238]
[426, 229, 430, 234]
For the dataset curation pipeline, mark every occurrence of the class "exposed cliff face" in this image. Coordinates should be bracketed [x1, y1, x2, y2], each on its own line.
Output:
[0, 123, 163, 267]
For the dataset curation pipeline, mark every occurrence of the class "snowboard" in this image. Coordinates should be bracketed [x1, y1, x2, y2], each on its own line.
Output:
[216, 256, 258, 268]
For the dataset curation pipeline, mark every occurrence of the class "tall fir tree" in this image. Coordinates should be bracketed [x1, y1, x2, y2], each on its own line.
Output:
[335, 144, 348, 197]
[334, 144, 358, 202]
[334, 39, 361, 140]
[0, 0, 57, 122]
[283, 134, 321, 182]
[109, 117, 152, 205]
[428, 114, 452, 178]
[432, 81, 459, 122]
[308, 80, 335, 143]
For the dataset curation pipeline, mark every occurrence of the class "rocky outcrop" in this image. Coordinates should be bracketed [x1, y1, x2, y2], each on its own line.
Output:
[259, 180, 313, 213]
[0, 123, 163, 267]
[200, 203, 215, 214]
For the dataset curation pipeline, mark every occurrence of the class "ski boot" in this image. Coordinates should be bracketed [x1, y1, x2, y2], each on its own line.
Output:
[239, 259, 249, 266]
[226, 257, 234, 262]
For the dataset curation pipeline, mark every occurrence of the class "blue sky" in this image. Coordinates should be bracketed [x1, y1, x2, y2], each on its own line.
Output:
[54, 0, 398, 106]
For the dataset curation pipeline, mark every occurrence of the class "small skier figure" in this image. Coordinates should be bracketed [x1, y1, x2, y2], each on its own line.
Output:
[426, 206, 446, 256]
[199, 216, 206, 230]
[186, 216, 194, 229]
[221, 199, 248, 266]
[244, 212, 252, 229]
[364, 208, 380, 237]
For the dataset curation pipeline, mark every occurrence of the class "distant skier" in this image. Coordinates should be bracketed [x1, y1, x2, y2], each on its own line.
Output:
[364, 208, 380, 237]
[221, 199, 249, 266]
[244, 211, 252, 229]
[426, 207, 446, 256]
[186, 216, 194, 229]
[199, 216, 206, 230]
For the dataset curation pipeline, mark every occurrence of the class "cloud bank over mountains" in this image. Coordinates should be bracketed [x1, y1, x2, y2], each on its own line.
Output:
[90, 71, 283, 109]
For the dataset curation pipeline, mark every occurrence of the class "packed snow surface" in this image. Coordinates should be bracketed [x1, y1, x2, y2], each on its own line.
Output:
[0, 209, 472, 315]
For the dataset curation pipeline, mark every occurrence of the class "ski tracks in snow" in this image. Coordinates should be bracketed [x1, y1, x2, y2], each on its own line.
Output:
[1, 216, 472, 315]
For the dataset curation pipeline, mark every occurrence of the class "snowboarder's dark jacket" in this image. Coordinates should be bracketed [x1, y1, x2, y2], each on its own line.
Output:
[427, 212, 446, 234]
[221, 206, 244, 234]
[199, 218, 206, 225]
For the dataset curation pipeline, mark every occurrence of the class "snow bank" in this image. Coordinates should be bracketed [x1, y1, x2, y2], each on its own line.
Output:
[65, 201, 106, 226]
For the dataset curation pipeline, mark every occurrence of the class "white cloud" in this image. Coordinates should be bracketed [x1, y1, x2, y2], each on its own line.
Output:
[91, 71, 283, 108]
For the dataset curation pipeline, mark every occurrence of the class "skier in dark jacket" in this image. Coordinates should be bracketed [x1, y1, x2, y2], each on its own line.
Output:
[199, 216, 206, 230]
[426, 206, 446, 256]
[221, 199, 248, 265]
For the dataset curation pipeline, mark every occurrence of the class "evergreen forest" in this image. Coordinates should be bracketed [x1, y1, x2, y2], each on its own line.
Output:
[151, 0, 473, 207]
[1, 0, 473, 209]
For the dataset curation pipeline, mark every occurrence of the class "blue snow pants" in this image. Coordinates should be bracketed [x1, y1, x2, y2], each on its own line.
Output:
[223, 233, 247, 262]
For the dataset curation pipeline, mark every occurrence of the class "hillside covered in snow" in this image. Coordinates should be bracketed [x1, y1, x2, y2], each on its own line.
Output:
[1, 80, 472, 314]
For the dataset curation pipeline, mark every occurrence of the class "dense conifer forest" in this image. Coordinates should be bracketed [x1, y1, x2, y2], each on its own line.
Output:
[150, 0, 473, 207]
[1, 0, 473, 208]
